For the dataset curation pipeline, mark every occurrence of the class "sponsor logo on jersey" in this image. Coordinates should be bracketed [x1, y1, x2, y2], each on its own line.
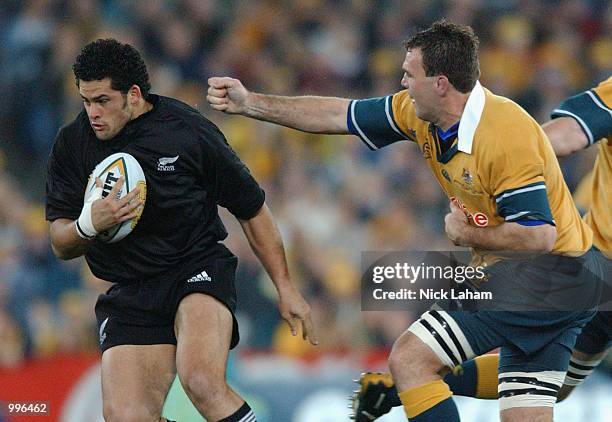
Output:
[472, 212, 489, 227]
[187, 270, 212, 283]
[450, 197, 489, 227]
[157, 155, 179, 171]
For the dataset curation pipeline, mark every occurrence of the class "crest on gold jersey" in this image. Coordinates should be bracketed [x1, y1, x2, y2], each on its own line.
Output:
[462, 168, 473, 186]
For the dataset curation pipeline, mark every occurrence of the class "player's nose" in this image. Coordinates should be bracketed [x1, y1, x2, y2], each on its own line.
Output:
[88, 103, 103, 119]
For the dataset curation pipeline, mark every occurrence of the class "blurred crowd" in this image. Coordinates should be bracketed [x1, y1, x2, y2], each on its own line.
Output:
[0, 0, 610, 368]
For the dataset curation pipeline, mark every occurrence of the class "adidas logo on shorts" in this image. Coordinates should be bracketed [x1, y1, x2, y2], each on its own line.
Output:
[187, 270, 212, 283]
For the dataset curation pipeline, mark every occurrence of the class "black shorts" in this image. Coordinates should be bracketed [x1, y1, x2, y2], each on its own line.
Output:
[95, 252, 239, 354]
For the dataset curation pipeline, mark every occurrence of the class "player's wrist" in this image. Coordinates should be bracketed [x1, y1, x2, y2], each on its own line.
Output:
[74, 220, 95, 240]
[455, 223, 473, 247]
[276, 281, 299, 297]
[76, 185, 103, 239]
[243, 92, 263, 116]
[75, 211, 97, 240]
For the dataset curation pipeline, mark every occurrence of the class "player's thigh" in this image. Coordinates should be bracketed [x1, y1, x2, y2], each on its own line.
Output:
[101, 344, 176, 420]
[406, 310, 500, 369]
[174, 293, 234, 379]
[391, 309, 501, 391]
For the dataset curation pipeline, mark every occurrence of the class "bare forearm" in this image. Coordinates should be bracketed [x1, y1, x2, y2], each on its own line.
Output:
[459, 223, 556, 252]
[239, 204, 292, 292]
[50, 219, 91, 260]
[244, 93, 350, 134]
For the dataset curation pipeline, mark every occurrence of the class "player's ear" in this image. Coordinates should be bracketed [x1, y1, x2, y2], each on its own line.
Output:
[435, 75, 450, 94]
[128, 84, 143, 104]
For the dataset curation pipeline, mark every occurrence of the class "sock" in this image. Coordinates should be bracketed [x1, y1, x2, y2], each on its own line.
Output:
[217, 402, 256, 422]
[385, 353, 500, 408]
[398, 379, 459, 421]
[473, 354, 500, 398]
[445, 354, 499, 399]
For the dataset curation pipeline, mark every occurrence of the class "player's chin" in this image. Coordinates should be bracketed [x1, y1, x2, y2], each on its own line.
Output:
[94, 130, 114, 140]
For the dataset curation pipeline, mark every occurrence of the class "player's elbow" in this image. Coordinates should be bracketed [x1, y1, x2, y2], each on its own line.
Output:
[542, 118, 588, 157]
[51, 243, 74, 260]
[50, 237, 83, 260]
[532, 224, 557, 253]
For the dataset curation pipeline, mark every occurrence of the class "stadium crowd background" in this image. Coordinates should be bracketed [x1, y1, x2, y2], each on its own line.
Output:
[0, 0, 610, 381]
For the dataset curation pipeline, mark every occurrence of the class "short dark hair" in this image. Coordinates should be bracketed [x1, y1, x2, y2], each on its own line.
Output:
[404, 19, 480, 93]
[73, 39, 151, 98]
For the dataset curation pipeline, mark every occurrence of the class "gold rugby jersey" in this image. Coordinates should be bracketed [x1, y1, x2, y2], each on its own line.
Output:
[552, 76, 612, 257]
[348, 81, 592, 258]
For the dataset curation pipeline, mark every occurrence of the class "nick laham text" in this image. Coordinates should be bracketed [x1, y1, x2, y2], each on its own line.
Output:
[373, 288, 492, 301]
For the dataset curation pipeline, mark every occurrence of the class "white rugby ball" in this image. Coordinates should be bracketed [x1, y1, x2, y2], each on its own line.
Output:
[84, 152, 147, 243]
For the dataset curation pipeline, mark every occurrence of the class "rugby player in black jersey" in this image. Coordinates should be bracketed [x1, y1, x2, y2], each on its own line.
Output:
[46, 39, 317, 422]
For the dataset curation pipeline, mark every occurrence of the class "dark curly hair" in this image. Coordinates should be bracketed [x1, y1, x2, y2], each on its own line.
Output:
[73, 39, 151, 98]
[404, 19, 480, 93]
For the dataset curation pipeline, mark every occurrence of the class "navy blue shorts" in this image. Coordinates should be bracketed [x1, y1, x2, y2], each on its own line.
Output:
[574, 253, 612, 355]
[451, 310, 593, 373]
[573, 311, 612, 354]
[410, 250, 602, 373]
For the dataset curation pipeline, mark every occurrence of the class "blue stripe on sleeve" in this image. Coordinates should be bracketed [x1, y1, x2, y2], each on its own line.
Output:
[516, 219, 548, 226]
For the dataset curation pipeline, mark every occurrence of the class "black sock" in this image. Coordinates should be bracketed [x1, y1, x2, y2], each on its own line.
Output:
[217, 402, 256, 422]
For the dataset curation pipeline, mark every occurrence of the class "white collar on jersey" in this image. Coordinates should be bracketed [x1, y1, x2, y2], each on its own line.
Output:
[457, 80, 485, 154]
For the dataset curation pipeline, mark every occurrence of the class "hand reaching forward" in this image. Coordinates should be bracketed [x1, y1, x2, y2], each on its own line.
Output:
[207, 77, 249, 114]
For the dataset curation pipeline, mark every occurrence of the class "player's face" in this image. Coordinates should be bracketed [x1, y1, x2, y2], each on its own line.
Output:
[401, 49, 440, 122]
[79, 78, 133, 140]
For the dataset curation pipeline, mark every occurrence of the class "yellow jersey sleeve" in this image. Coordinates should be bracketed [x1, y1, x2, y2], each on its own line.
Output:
[483, 117, 554, 224]
[347, 90, 420, 149]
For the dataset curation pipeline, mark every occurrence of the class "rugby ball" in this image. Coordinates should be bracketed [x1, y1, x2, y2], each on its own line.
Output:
[84, 152, 147, 243]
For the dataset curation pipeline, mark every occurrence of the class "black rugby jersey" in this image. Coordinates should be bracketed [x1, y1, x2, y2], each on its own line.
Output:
[46, 94, 265, 284]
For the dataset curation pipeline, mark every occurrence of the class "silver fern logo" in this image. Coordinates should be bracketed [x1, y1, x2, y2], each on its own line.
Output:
[157, 155, 179, 171]
[99, 317, 109, 345]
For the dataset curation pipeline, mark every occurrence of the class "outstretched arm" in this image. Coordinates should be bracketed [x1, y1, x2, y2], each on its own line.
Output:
[207, 77, 350, 134]
[239, 203, 318, 345]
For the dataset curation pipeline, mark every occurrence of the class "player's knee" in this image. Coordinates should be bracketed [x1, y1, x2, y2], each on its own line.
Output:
[389, 331, 441, 378]
[180, 370, 229, 406]
[500, 406, 552, 422]
[104, 403, 160, 422]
